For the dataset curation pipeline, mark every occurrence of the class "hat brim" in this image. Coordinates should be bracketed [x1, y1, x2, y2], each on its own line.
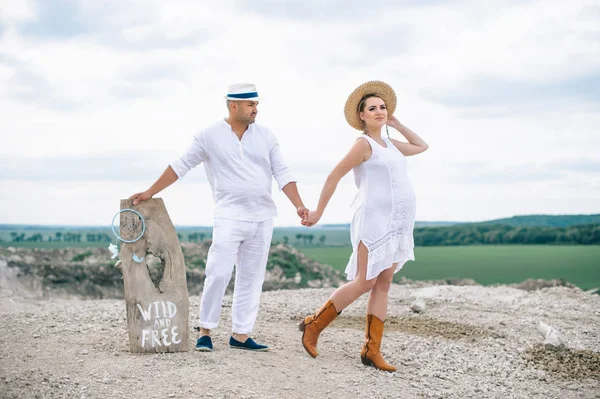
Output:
[344, 81, 396, 131]
[224, 96, 260, 101]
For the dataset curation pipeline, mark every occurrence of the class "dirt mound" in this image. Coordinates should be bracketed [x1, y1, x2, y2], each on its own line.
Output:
[331, 315, 504, 341]
[524, 345, 600, 380]
[509, 278, 578, 291]
[0, 243, 345, 299]
[1, 247, 123, 298]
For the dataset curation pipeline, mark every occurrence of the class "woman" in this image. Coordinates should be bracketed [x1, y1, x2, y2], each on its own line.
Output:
[299, 81, 429, 372]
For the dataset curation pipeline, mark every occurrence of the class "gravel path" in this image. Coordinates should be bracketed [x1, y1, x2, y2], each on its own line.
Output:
[1, 285, 599, 399]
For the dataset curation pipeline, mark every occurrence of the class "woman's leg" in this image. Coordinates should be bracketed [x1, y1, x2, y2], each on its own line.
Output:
[300, 242, 374, 358]
[361, 262, 398, 372]
[329, 242, 377, 311]
[366, 263, 396, 321]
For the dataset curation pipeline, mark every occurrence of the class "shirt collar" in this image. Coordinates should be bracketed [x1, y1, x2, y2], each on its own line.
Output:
[222, 118, 254, 134]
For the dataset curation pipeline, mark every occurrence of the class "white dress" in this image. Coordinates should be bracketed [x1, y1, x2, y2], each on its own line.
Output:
[345, 135, 416, 281]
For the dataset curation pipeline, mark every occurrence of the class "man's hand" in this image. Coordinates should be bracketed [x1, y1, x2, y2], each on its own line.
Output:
[129, 191, 153, 206]
[297, 206, 309, 220]
[301, 210, 322, 227]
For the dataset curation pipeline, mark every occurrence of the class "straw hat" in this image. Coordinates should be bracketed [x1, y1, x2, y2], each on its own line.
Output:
[344, 81, 396, 130]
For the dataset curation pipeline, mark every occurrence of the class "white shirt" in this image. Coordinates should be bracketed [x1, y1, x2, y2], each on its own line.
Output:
[170, 119, 295, 222]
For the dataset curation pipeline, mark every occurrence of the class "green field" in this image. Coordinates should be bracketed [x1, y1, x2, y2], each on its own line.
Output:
[2, 223, 599, 290]
[300, 245, 600, 290]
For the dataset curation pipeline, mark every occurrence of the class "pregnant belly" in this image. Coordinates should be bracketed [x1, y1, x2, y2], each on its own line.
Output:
[393, 186, 417, 221]
[365, 182, 416, 212]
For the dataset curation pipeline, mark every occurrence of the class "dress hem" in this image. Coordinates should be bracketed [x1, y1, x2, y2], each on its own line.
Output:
[345, 235, 415, 281]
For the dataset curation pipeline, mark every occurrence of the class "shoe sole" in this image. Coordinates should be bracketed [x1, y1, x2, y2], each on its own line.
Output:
[229, 346, 269, 352]
[195, 347, 212, 352]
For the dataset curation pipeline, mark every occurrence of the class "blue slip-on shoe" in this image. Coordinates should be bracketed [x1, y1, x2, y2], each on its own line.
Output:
[229, 336, 269, 351]
[195, 335, 213, 352]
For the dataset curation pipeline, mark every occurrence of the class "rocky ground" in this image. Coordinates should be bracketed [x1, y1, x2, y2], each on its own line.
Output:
[1, 281, 599, 398]
[1, 245, 599, 398]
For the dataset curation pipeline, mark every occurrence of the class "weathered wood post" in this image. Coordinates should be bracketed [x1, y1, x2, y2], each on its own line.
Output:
[118, 198, 189, 353]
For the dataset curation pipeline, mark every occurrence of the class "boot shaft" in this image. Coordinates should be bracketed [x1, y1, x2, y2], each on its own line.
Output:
[300, 299, 339, 358]
[308, 300, 338, 331]
[364, 314, 385, 349]
[361, 314, 396, 372]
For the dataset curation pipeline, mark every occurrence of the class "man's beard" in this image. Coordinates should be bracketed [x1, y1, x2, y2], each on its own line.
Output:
[242, 115, 256, 125]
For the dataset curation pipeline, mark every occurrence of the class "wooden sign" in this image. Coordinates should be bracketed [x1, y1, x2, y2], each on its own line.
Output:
[119, 198, 189, 353]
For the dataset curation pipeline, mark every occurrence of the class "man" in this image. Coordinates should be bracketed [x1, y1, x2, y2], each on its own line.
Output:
[130, 83, 308, 352]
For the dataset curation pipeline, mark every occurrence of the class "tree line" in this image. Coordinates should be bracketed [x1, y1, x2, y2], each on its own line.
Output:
[3, 224, 599, 246]
[5, 231, 326, 246]
[413, 223, 600, 246]
[6, 232, 114, 243]
[286, 234, 327, 246]
[4, 231, 209, 243]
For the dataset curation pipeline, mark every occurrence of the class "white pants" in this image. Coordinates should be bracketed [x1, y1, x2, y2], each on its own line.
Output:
[199, 217, 273, 334]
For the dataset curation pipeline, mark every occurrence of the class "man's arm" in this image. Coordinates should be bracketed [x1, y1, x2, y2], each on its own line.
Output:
[130, 131, 208, 205]
[281, 182, 308, 219]
[267, 130, 308, 218]
[130, 166, 179, 205]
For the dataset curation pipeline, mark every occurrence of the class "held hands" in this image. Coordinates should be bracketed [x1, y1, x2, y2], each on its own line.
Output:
[297, 206, 317, 227]
[129, 191, 153, 206]
[301, 210, 322, 227]
[296, 206, 309, 220]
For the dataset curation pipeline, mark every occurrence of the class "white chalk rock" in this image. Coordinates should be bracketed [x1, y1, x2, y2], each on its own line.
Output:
[410, 298, 426, 313]
[538, 322, 566, 351]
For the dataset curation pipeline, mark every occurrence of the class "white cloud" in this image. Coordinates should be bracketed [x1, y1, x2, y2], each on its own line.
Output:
[0, 0, 37, 24]
[0, 0, 599, 226]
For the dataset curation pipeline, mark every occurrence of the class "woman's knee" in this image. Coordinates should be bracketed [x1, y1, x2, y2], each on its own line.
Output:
[357, 278, 377, 293]
[373, 278, 392, 293]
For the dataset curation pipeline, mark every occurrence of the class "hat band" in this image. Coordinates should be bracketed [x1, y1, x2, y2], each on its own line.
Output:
[227, 92, 258, 99]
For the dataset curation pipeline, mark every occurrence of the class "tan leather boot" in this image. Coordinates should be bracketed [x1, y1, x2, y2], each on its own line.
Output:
[360, 314, 397, 372]
[299, 300, 339, 358]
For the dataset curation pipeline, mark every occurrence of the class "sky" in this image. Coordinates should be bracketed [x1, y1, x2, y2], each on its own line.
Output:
[0, 0, 599, 227]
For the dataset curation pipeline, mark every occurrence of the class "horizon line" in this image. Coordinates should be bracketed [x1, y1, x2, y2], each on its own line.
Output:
[1, 213, 599, 229]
